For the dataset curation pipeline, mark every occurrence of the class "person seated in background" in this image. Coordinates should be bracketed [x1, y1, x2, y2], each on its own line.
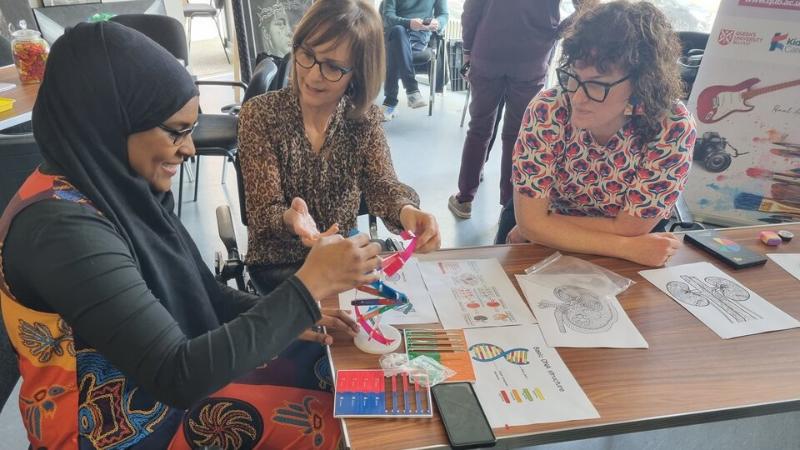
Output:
[448, 0, 593, 220]
[505, 0, 696, 267]
[379, 0, 448, 121]
[1, 21, 378, 449]
[239, 0, 440, 296]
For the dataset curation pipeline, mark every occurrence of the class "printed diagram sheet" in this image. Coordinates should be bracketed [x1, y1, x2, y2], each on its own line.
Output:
[516, 274, 648, 348]
[338, 258, 439, 325]
[464, 325, 599, 428]
[767, 254, 800, 282]
[640, 262, 800, 339]
[418, 259, 537, 329]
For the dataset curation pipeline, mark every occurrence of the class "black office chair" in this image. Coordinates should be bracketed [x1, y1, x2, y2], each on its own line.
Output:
[412, 32, 446, 116]
[110, 14, 189, 66]
[176, 58, 277, 217]
[494, 192, 701, 244]
[676, 31, 709, 99]
[184, 0, 230, 63]
[0, 131, 41, 411]
[378, 1, 446, 116]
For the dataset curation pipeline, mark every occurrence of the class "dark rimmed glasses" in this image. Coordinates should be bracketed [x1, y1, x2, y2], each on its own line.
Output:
[293, 45, 353, 82]
[556, 66, 630, 103]
[158, 121, 198, 145]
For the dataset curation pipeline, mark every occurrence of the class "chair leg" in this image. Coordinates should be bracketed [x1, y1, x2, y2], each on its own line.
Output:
[178, 161, 185, 217]
[187, 18, 192, 60]
[194, 155, 201, 202]
[214, 17, 231, 63]
[461, 83, 470, 127]
[185, 156, 195, 182]
[429, 50, 436, 117]
[221, 156, 229, 184]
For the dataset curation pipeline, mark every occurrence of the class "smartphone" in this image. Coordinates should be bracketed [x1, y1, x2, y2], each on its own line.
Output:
[431, 382, 496, 449]
[684, 229, 767, 269]
[422, 17, 433, 25]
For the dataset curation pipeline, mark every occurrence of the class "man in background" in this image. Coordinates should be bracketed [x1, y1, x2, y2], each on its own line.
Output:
[448, 0, 592, 219]
[380, 0, 448, 121]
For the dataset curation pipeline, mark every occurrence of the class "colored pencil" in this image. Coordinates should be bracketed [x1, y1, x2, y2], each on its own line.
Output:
[402, 373, 410, 414]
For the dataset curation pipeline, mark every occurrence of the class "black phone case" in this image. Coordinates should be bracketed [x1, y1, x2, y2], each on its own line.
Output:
[432, 383, 496, 449]
[684, 230, 767, 269]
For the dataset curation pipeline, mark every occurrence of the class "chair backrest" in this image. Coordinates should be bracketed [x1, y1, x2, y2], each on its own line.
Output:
[109, 14, 189, 64]
[233, 58, 279, 227]
[243, 58, 278, 104]
[266, 53, 293, 92]
[0, 133, 42, 213]
[676, 31, 709, 56]
[0, 132, 40, 411]
[0, 310, 18, 413]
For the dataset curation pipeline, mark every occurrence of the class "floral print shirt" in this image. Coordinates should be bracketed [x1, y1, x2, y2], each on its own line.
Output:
[512, 88, 696, 220]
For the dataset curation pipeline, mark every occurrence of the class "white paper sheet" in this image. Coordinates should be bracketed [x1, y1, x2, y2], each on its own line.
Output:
[640, 262, 800, 339]
[338, 258, 439, 325]
[516, 274, 648, 348]
[464, 325, 599, 428]
[767, 254, 800, 282]
[418, 259, 537, 329]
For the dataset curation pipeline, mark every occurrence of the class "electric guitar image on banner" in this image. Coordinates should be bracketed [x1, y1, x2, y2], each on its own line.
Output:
[696, 77, 800, 124]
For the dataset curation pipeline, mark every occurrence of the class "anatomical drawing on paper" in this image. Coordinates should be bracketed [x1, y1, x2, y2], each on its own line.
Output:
[666, 275, 761, 324]
[538, 285, 618, 334]
[640, 262, 800, 339]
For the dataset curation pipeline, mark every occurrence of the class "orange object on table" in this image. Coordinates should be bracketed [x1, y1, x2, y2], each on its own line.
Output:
[11, 27, 49, 84]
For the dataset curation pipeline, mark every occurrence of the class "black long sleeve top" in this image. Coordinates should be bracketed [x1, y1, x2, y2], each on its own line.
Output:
[2, 199, 321, 409]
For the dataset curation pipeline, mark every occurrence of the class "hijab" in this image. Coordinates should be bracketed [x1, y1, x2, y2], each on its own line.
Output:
[32, 21, 221, 338]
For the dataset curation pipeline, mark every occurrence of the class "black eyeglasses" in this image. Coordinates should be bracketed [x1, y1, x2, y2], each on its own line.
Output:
[158, 121, 198, 145]
[293, 45, 353, 82]
[556, 66, 630, 103]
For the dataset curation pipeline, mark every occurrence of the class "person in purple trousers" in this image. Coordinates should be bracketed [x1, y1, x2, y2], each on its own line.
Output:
[448, 0, 592, 219]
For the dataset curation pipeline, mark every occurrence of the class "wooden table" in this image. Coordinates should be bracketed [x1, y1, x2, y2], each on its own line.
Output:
[324, 223, 800, 449]
[0, 65, 40, 130]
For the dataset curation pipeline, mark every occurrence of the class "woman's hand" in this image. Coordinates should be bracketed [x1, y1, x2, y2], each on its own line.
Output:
[295, 233, 382, 300]
[400, 205, 441, 253]
[283, 197, 339, 247]
[624, 232, 682, 267]
[299, 309, 359, 345]
[505, 225, 530, 244]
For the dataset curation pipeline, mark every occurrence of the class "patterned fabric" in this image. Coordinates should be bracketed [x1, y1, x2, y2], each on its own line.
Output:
[1, 170, 341, 449]
[238, 87, 420, 266]
[512, 88, 696, 219]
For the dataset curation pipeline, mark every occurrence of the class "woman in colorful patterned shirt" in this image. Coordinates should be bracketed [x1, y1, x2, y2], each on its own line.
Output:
[239, 0, 440, 294]
[508, 1, 696, 267]
[0, 21, 380, 449]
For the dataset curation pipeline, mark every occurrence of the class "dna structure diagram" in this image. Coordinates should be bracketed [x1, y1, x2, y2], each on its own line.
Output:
[469, 343, 529, 365]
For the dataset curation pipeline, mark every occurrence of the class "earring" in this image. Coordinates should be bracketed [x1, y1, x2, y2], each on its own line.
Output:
[346, 82, 355, 97]
[624, 95, 644, 116]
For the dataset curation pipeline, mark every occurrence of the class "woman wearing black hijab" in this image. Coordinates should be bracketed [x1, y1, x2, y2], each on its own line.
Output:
[0, 22, 379, 449]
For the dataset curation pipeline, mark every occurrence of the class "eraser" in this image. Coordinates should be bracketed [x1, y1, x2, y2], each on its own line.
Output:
[759, 230, 781, 246]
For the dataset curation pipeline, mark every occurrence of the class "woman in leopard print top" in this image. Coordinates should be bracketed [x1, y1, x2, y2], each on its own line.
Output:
[238, 0, 440, 294]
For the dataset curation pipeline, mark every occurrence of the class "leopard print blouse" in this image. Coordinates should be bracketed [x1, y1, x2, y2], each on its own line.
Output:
[238, 87, 420, 266]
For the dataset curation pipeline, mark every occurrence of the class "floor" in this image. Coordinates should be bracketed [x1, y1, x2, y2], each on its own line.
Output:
[1, 24, 799, 450]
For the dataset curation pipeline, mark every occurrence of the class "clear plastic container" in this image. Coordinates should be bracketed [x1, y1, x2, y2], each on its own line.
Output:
[10, 21, 49, 84]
